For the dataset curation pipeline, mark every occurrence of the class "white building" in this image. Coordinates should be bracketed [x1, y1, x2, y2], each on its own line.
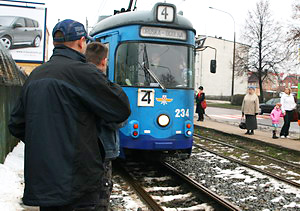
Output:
[195, 36, 248, 100]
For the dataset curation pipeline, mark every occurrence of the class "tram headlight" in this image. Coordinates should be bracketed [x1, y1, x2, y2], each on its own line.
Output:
[157, 114, 170, 127]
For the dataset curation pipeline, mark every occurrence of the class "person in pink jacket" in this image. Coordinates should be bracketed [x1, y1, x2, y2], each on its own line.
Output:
[270, 103, 283, 139]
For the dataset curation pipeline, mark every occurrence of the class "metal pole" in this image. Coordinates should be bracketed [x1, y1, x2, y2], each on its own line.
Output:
[209, 7, 236, 101]
[231, 31, 236, 101]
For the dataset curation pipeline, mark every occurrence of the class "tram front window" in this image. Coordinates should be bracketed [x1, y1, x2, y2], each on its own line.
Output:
[115, 42, 194, 89]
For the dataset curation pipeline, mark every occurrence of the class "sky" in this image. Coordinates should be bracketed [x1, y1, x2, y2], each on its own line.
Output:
[42, 0, 296, 42]
[7, 0, 295, 57]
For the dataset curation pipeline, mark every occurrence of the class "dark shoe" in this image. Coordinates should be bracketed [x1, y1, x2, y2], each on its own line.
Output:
[249, 131, 254, 135]
[245, 131, 250, 135]
[272, 131, 278, 139]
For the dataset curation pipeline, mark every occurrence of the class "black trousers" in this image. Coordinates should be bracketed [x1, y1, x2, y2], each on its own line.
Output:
[280, 110, 293, 137]
[197, 108, 205, 120]
[40, 188, 108, 211]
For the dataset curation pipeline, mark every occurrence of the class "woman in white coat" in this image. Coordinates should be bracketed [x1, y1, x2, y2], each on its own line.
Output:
[280, 88, 296, 138]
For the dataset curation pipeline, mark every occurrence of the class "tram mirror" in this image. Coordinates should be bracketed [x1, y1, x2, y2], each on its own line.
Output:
[210, 60, 216, 74]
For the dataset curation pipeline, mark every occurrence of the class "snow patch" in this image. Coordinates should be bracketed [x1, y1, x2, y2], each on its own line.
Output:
[0, 142, 25, 211]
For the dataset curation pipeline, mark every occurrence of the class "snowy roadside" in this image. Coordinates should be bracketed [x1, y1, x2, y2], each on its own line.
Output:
[0, 142, 25, 211]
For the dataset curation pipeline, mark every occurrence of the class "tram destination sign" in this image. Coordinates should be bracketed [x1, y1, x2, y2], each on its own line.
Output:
[140, 26, 187, 41]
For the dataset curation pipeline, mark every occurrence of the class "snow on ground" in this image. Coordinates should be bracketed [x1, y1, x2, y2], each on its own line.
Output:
[163, 204, 214, 211]
[0, 142, 24, 211]
[152, 193, 192, 202]
[144, 186, 180, 192]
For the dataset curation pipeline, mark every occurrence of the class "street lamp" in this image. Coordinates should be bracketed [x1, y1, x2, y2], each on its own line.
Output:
[209, 6, 236, 101]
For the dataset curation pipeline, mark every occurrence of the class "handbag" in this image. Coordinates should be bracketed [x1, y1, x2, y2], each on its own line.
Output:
[201, 100, 207, 109]
[239, 117, 246, 129]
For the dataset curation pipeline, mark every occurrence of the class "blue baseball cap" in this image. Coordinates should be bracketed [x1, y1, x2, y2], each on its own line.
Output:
[52, 19, 94, 42]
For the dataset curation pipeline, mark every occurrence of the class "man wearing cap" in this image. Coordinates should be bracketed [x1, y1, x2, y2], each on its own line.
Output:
[8, 19, 131, 210]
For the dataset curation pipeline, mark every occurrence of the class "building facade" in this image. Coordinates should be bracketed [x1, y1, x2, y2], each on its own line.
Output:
[195, 36, 248, 100]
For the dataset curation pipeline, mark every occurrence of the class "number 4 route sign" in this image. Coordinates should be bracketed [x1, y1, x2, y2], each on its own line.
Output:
[137, 89, 155, 107]
[157, 5, 174, 22]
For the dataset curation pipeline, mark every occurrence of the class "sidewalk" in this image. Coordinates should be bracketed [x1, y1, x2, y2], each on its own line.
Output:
[194, 117, 300, 153]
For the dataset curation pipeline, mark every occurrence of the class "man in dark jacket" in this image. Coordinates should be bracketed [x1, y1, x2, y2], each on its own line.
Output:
[8, 19, 131, 211]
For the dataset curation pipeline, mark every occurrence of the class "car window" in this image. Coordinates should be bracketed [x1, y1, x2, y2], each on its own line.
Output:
[274, 98, 280, 104]
[266, 99, 274, 105]
[33, 20, 39, 27]
[25, 19, 34, 27]
[15, 18, 25, 27]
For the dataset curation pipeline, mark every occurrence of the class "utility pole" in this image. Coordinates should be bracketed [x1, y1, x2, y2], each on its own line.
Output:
[209, 7, 236, 102]
[86, 17, 88, 33]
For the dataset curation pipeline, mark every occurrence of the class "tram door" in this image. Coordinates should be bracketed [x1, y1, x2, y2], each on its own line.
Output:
[98, 33, 119, 82]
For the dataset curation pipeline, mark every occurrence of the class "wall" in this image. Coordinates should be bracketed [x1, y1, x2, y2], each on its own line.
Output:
[195, 36, 248, 99]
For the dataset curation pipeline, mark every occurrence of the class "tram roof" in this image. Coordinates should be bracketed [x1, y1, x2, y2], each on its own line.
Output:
[90, 4, 195, 36]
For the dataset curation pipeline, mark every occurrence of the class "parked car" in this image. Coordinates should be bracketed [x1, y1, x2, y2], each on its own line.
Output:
[259, 98, 280, 114]
[0, 16, 42, 49]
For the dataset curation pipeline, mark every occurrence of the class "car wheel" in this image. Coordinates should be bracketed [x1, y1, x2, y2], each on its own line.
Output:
[33, 36, 41, 47]
[0, 36, 12, 49]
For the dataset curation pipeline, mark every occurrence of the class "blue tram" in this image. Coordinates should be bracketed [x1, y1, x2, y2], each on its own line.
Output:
[90, 2, 196, 159]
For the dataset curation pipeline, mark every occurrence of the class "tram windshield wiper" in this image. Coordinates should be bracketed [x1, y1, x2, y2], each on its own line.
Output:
[142, 45, 167, 92]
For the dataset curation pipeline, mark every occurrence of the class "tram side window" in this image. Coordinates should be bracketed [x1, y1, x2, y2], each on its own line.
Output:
[116, 43, 138, 86]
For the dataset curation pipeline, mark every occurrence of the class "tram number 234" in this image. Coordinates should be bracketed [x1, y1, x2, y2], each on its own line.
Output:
[175, 109, 189, 118]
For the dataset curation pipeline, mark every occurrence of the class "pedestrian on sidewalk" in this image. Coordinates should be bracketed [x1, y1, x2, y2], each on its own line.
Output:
[195, 86, 206, 121]
[85, 41, 126, 210]
[8, 19, 131, 211]
[280, 87, 296, 138]
[241, 86, 259, 135]
[270, 103, 283, 139]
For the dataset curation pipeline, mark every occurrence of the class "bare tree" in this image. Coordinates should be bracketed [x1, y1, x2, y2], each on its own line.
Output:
[288, 0, 300, 43]
[286, 0, 300, 65]
[236, 0, 289, 102]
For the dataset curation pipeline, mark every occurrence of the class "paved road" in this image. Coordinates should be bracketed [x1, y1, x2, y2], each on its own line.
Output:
[200, 106, 299, 134]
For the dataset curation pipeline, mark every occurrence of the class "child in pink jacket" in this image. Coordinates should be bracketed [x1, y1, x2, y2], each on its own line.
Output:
[270, 103, 283, 139]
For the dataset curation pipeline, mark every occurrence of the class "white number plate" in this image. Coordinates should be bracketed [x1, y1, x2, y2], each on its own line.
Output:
[137, 89, 155, 107]
[157, 5, 174, 22]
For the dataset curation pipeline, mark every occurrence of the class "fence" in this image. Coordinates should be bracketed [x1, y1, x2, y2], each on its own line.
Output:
[0, 43, 25, 163]
[0, 85, 22, 163]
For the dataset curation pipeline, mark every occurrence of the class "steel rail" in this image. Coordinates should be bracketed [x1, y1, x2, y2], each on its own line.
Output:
[161, 161, 241, 211]
[192, 142, 300, 188]
[114, 162, 163, 211]
[193, 133, 300, 170]
[114, 161, 164, 211]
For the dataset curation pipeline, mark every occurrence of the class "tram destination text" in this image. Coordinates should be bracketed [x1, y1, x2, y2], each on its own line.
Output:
[140, 26, 187, 41]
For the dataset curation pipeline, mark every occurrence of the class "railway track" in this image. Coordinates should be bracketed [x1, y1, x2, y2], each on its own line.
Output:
[193, 133, 300, 188]
[114, 160, 241, 211]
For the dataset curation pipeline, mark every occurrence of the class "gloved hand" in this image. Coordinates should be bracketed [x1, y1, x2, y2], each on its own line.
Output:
[255, 113, 258, 115]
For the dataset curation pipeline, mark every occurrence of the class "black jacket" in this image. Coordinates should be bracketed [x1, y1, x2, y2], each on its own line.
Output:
[195, 92, 205, 113]
[8, 45, 131, 206]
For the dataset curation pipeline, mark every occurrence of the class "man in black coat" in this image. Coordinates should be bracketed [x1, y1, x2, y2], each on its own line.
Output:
[8, 19, 131, 211]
